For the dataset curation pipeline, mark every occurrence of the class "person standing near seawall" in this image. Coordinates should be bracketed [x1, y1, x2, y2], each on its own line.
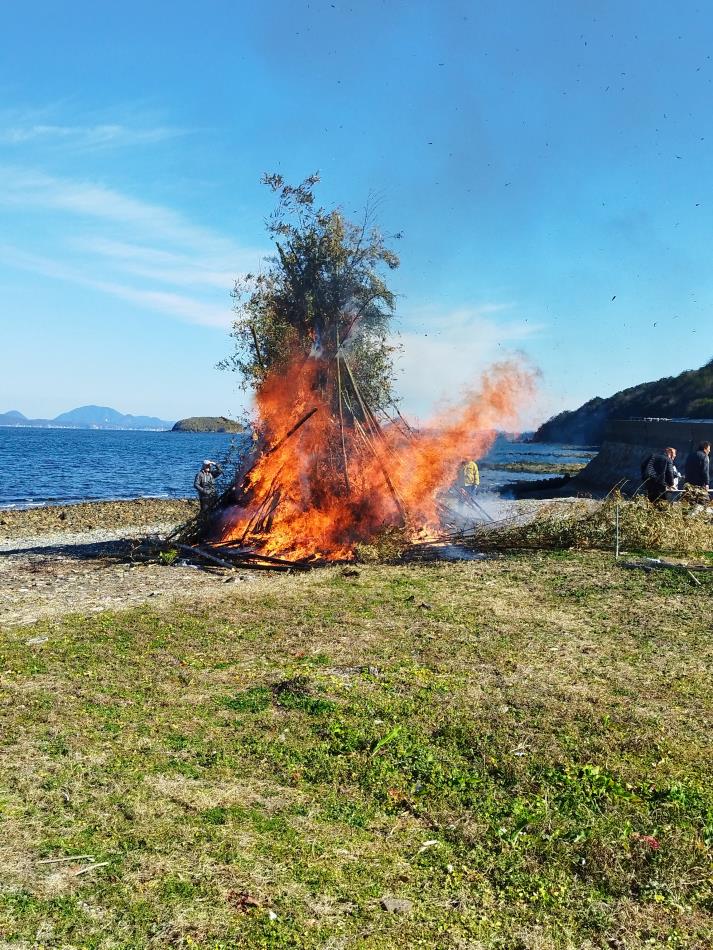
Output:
[685, 441, 711, 489]
[640, 447, 676, 502]
[194, 460, 223, 514]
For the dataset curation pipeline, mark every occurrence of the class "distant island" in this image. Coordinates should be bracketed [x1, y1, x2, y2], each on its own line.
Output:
[0, 405, 174, 431]
[534, 358, 713, 444]
[172, 416, 244, 433]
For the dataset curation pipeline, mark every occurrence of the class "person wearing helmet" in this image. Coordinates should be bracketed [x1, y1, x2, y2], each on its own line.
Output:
[194, 459, 223, 513]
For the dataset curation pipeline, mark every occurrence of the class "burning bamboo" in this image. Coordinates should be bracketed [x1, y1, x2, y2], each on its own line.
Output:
[211, 544, 314, 570]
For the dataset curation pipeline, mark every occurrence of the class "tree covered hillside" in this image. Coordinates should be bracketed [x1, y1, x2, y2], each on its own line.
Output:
[171, 416, 244, 433]
[535, 359, 713, 444]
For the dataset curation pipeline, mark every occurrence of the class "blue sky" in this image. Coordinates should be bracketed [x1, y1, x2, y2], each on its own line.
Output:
[1, 0, 712, 425]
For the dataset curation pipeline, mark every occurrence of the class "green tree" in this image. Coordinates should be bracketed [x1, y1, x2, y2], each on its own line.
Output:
[221, 174, 401, 411]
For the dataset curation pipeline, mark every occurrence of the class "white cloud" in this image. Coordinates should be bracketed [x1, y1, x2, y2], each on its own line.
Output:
[103, 285, 232, 328]
[0, 123, 183, 149]
[0, 105, 187, 152]
[0, 245, 232, 327]
[0, 166, 266, 328]
[71, 237, 239, 289]
[0, 166, 247, 254]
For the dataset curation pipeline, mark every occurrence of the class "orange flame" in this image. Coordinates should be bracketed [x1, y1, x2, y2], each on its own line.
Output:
[216, 356, 537, 560]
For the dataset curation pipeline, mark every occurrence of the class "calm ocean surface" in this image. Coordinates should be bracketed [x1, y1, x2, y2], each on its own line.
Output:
[0, 427, 595, 508]
[0, 428, 248, 508]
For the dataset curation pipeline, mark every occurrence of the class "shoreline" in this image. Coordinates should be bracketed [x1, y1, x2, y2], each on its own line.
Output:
[0, 424, 173, 432]
[0, 497, 198, 543]
[0, 493, 194, 511]
[0, 495, 245, 628]
[0, 491, 583, 544]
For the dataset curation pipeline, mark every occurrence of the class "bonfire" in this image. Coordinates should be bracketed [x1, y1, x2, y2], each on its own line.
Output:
[207, 355, 535, 562]
[175, 174, 537, 566]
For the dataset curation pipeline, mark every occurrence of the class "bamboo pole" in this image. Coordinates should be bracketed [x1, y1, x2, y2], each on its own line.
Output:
[352, 416, 407, 521]
[335, 330, 351, 495]
[265, 407, 318, 456]
[238, 467, 285, 543]
[226, 407, 317, 513]
[250, 322, 266, 373]
[341, 357, 389, 448]
[212, 545, 313, 569]
[338, 373, 407, 522]
[389, 402, 415, 439]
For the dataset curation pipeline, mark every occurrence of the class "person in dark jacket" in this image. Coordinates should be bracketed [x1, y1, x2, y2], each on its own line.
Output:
[640, 447, 676, 502]
[194, 460, 223, 513]
[684, 442, 711, 489]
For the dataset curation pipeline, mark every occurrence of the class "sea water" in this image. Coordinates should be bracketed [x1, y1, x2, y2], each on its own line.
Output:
[0, 427, 595, 508]
[0, 427, 249, 508]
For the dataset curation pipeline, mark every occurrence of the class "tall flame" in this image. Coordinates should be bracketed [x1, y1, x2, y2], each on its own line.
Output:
[216, 356, 537, 560]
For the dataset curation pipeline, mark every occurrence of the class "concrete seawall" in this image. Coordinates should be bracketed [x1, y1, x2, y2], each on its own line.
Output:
[576, 419, 713, 490]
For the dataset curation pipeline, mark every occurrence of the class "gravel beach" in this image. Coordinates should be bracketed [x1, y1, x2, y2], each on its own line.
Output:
[0, 495, 580, 628]
[0, 498, 258, 627]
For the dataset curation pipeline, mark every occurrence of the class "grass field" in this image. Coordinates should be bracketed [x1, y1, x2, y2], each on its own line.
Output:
[1, 552, 711, 948]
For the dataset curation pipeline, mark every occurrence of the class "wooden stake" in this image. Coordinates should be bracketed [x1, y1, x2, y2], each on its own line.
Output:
[75, 862, 110, 876]
[36, 855, 94, 865]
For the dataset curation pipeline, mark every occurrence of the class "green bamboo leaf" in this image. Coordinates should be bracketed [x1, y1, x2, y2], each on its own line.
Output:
[371, 725, 402, 758]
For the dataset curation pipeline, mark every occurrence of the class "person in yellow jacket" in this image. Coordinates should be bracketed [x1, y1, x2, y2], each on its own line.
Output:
[460, 458, 480, 497]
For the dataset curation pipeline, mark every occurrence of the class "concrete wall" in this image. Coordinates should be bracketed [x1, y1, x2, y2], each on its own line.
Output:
[576, 419, 713, 490]
[603, 418, 713, 450]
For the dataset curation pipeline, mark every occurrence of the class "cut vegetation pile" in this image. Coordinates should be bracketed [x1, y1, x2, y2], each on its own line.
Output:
[468, 493, 713, 556]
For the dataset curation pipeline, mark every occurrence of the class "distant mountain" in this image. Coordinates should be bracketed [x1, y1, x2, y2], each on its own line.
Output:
[0, 405, 174, 430]
[172, 416, 244, 433]
[0, 410, 28, 424]
[52, 405, 173, 429]
[534, 359, 713, 444]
